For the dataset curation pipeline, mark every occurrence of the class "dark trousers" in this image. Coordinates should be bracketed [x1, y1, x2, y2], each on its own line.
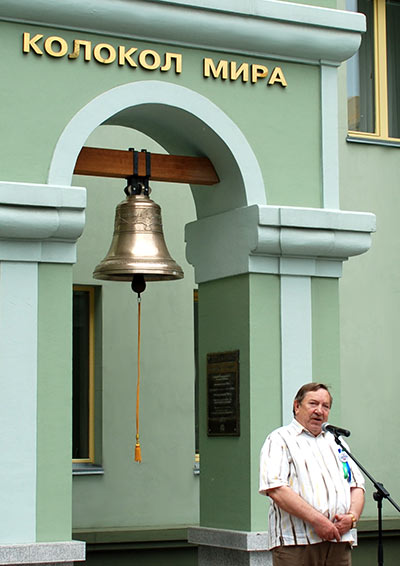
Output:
[272, 541, 352, 566]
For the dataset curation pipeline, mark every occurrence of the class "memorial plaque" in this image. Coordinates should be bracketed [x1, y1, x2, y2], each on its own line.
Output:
[207, 350, 240, 436]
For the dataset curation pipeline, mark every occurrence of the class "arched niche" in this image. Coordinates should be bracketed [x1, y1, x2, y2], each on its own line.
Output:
[48, 80, 266, 219]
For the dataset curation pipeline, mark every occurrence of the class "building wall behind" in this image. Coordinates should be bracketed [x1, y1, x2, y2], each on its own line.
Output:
[72, 126, 199, 531]
[338, 62, 400, 524]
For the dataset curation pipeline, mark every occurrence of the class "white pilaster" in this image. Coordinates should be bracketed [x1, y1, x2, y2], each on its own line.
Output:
[0, 262, 38, 543]
[280, 275, 312, 425]
[0, 181, 86, 549]
[321, 64, 340, 209]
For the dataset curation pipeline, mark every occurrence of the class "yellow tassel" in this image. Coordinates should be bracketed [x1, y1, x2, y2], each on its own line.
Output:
[134, 298, 142, 463]
[135, 441, 142, 463]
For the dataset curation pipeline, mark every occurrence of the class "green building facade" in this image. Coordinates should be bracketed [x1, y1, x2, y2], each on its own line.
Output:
[0, 1, 397, 565]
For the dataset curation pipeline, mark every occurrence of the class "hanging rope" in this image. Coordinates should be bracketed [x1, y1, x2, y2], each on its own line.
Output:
[131, 275, 146, 462]
[134, 295, 142, 462]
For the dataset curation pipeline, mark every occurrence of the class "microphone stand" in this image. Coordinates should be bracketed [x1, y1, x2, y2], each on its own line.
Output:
[332, 432, 400, 566]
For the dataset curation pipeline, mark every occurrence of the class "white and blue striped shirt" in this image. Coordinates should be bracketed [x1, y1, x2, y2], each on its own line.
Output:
[259, 419, 365, 550]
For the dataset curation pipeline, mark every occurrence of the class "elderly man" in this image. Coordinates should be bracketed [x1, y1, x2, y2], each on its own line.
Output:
[259, 383, 365, 566]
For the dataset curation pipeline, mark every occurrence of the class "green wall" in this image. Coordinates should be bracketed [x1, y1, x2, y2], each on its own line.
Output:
[249, 274, 282, 532]
[198, 276, 251, 531]
[37, 263, 73, 541]
[0, 21, 322, 209]
[338, 55, 400, 530]
[198, 274, 281, 532]
[0, 4, 383, 560]
[0, 14, 327, 538]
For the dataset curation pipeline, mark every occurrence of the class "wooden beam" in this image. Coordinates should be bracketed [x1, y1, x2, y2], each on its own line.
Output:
[74, 147, 219, 185]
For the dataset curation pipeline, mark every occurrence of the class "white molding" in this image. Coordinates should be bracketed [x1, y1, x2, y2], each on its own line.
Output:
[281, 276, 312, 425]
[0, 182, 86, 209]
[321, 65, 340, 209]
[0, 262, 38, 543]
[185, 205, 376, 283]
[0, 182, 86, 264]
[0, 0, 365, 65]
[48, 81, 266, 214]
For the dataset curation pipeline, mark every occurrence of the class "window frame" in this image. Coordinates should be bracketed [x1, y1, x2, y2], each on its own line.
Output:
[348, 0, 398, 142]
[72, 284, 96, 465]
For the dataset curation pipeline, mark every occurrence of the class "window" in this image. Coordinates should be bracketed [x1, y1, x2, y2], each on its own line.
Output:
[347, 0, 400, 141]
[72, 285, 95, 463]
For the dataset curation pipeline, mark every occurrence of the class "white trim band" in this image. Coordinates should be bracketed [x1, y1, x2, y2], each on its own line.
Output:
[0, 263, 38, 543]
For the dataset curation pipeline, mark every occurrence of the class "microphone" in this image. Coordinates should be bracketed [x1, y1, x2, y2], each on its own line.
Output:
[321, 422, 351, 437]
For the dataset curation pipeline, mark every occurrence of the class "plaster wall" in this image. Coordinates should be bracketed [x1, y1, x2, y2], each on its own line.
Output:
[0, 0, 374, 558]
[37, 264, 73, 541]
[0, 12, 325, 536]
[338, 64, 400, 523]
[0, 21, 322, 209]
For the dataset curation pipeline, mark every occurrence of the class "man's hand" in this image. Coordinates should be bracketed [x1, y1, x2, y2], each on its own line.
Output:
[333, 488, 364, 536]
[312, 515, 341, 542]
[267, 486, 341, 541]
[334, 513, 354, 535]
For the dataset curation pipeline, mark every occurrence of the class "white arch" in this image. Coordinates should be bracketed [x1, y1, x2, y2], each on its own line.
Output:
[48, 80, 266, 207]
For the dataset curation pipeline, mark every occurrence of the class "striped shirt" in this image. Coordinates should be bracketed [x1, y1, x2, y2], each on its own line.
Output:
[259, 419, 365, 550]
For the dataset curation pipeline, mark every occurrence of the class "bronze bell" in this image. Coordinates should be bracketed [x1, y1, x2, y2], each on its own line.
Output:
[93, 191, 184, 282]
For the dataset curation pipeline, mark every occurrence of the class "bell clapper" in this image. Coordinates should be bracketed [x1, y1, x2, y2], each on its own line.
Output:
[131, 274, 146, 297]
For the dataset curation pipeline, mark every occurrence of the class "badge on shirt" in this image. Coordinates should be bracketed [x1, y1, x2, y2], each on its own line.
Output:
[338, 448, 352, 482]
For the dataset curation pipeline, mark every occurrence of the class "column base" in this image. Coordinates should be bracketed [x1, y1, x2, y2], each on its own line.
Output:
[0, 541, 85, 566]
[188, 527, 272, 566]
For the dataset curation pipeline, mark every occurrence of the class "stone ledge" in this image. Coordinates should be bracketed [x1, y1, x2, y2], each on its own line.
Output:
[0, 541, 85, 565]
[188, 527, 269, 551]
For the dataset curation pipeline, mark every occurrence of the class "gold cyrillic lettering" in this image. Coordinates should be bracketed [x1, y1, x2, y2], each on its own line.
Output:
[268, 66, 288, 87]
[44, 36, 68, 58]
[68, 40, 92, 61]
[251, 64, 269, 83]
[203, 58, 228, 80]
[160, 53, 182, 73]
[93, 43, 116, 64]
[138, 49, 161, 70]
[22, 32, 44, 55]
[230, 62, 249, 82]
[118, 46, 138, 67]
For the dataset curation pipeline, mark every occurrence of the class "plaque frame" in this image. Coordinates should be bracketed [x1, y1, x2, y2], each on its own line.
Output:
[207, 350, 240, 437]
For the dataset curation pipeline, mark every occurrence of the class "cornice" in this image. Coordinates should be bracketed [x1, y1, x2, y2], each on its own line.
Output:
[0, 181, 86, 263]
[185, 205, 376, 282]
[0, 0, 365, 65]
